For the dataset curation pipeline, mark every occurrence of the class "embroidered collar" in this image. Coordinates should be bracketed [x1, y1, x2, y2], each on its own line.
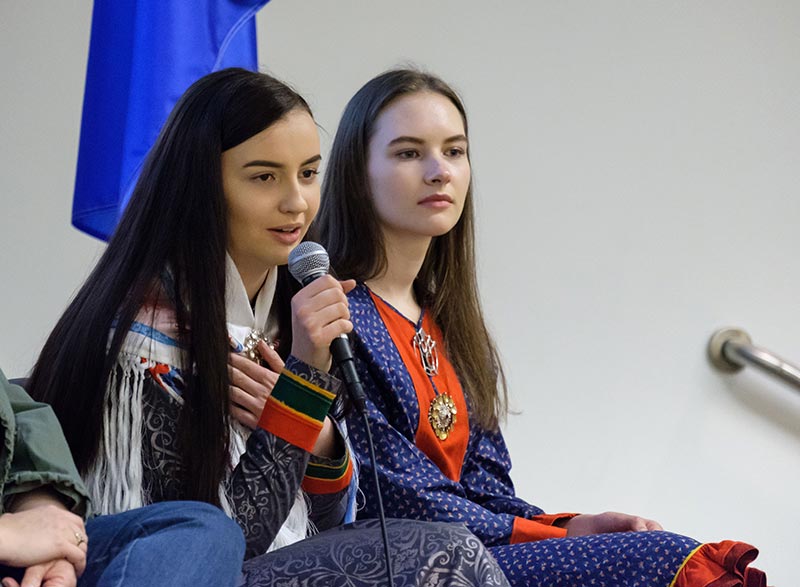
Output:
[117, 255, 279, 371]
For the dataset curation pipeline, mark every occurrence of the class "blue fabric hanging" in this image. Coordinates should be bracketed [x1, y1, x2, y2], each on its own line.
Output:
[72, 0, 269, 240]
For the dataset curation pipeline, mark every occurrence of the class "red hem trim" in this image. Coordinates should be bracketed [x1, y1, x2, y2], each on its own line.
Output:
[672, 541, 766, 587]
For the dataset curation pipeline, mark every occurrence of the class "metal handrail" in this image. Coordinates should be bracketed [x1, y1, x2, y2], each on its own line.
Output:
[707, 327, 800, 391]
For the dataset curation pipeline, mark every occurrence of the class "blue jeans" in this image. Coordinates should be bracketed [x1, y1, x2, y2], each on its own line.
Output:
[80, 501, 244, 587]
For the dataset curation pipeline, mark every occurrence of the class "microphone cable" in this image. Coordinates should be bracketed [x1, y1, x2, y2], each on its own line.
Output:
[356, 391, 395, 587]
[288, 242, 394, 586]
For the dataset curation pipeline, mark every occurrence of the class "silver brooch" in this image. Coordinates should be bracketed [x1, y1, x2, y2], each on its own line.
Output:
[242, 329, 271, 363]
[413, 328, 439, 377]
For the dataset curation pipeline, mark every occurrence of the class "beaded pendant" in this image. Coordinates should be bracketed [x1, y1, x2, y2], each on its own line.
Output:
[242, 329, 271, 363]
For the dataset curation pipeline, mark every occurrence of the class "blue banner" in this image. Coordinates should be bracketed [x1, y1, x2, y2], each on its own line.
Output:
[73, 0, 270, 240]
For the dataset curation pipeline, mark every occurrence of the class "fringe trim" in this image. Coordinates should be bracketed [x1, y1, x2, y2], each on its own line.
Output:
[86, 358, 145, 514]
[268, 492, 312, 552]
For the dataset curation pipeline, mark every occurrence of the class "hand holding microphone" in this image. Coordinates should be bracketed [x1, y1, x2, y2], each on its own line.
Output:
[287, 242, 355, 372]
[229, 244, 356, 432]
[289, 274, 355, 372]
[288, 242, 367, 412]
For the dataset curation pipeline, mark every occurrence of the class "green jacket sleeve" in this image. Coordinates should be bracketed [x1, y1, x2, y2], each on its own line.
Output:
[0, 370, 90, 518]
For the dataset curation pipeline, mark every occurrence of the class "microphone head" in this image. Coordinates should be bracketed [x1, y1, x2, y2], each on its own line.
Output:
[288, 241, 330, 285]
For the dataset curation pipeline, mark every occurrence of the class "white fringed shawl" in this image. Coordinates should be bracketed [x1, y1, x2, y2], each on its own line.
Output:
[86, 255, 310, 553]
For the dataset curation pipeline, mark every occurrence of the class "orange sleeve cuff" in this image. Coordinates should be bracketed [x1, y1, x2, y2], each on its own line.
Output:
[531, 512, 579, 527]
[511, 515, 569, 543]
[258, 369, 333, 452]
[258, 396, 324, 452]
[302, 455, 354, 495]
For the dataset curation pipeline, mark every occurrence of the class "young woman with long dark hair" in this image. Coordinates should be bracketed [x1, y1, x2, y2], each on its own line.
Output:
[27, 67, 509, 586]
[316, 68, 767, 587]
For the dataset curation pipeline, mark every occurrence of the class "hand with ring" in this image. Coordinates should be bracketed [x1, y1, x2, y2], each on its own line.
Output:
[0, 492, 88, 582]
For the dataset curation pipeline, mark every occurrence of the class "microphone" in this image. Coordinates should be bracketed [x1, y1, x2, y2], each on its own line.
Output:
[287, 242, 367, 413]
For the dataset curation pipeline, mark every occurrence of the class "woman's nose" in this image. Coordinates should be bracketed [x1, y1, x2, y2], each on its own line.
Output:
[424, 157, 452, 185]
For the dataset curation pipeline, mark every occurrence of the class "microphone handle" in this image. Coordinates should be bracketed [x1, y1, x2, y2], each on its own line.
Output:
[298, 273, 368, 413]
[330, 335, 367, 413]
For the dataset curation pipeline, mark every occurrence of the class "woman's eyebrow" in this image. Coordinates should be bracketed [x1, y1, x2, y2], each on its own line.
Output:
[243, 154, 322, 169]
[443, 134, 468, 143]
[386, 134, 467, 147]
[387, 136, 424, 147]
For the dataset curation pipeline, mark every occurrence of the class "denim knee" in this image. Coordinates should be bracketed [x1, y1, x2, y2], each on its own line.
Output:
[166, 501, 245, 561]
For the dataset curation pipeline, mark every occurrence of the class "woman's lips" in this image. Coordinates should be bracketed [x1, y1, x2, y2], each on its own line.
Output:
[268, 226, 302, 245]
[418, 194, 453, 208]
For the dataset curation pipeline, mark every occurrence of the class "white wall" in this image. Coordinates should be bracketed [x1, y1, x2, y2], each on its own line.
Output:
[2, 1, 798, 583]
[0, 1, 105, 376]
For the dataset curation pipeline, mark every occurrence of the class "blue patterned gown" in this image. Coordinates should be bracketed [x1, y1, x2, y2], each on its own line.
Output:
[345, 284, 765, 587]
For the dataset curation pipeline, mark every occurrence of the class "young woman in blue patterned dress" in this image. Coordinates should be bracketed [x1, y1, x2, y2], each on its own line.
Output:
[316, 68, 767, 587]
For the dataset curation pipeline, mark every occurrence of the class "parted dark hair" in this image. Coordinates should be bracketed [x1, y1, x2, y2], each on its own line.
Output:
[316, 68, 507, 429]
[28, 68, 310, 505]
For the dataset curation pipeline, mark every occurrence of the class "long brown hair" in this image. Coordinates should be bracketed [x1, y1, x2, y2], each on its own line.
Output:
[316, 68, 507, 429]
